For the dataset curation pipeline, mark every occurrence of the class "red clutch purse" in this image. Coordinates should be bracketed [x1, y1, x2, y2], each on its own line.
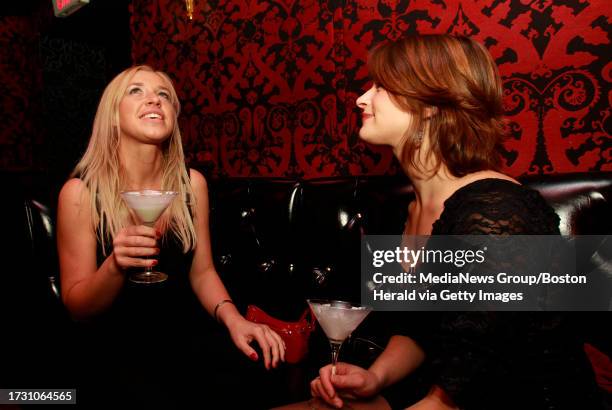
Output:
[245, 304, 316, 364]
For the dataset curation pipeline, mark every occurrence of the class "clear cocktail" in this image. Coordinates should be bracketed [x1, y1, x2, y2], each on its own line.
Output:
[120, 189, 178, 284]
[307, 299, 372, 375]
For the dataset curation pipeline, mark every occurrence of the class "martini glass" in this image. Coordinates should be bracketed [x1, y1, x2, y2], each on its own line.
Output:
[307, 299, 372, 375]
[120, 189, 178, 284]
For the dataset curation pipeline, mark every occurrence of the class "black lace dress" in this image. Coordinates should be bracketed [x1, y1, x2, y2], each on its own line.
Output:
[387, 179, 602, 410]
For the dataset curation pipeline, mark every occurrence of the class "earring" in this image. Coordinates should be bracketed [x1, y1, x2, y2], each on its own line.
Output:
[415, 129, 424, 145]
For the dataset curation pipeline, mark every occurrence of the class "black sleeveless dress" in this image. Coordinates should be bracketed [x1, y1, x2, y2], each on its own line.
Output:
[74, 182, 276, 408]
[95, 228, 196, 342]
[70, 230, 201, 407]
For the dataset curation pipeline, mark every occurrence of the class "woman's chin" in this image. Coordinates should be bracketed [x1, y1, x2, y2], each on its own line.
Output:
[358, 131, 381, 145]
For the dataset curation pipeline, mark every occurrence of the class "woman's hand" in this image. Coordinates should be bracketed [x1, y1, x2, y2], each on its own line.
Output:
[226, 317, 286, 370]
[310, 362, 383, 408]
[111, 225, 159, 272]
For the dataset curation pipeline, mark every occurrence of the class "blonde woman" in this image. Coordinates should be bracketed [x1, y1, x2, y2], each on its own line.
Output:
[57, 66, 285, 405]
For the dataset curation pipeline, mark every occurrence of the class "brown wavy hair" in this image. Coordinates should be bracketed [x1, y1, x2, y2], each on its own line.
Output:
[367, 34, 506, 177]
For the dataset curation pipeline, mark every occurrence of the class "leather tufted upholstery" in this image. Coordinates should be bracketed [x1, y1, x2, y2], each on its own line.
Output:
[24, 199, 61, 300]
[19, 171, 611, 310]
[208, 172, 612, 316]
[16, 172, 611, 328]
[522, 173, 612, 235]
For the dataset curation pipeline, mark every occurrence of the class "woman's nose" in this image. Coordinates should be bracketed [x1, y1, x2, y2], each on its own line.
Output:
[145, 91, 161, 105]
[356, 88, 372, 109]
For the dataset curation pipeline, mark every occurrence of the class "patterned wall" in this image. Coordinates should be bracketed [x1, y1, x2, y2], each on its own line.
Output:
[0, 16, 43, 171]
[2, 1, 608, 176]
[130, 0, 611, 178]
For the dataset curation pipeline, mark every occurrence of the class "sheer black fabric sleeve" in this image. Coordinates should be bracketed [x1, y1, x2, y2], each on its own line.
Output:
[427, 180, 562, 407]
[432, 179, 560, 236]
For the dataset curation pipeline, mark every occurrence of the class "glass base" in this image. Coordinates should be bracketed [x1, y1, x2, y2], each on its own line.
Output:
[129, 270, 168, 284]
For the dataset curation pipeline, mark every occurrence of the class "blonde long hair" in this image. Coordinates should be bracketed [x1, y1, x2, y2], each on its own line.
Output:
[72, 65, 197, 254]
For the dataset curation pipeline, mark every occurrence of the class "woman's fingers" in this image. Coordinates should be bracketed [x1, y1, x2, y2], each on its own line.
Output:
[126, 235, 158, 248]
[114, 234, 157, 249]
[112, 226, 161, 270]
[114, 255, 158, 268]
[264, 328, 280, 368]
[311, 377, 342, 408]
[233, 336, 258, 362]
[115, 244, 159, 257]
[264, 327, 286, 366]
[248, 325, 287, 369]
[123, 224, 158, 238]
[113, 244, 159, 269]
[311, 377, 329, 401]
[319, 367, 337, 400]
[250, 327, 272, 369]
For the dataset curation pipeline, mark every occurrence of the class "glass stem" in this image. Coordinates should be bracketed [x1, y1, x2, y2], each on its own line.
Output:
[329, 341, 342, 376]
[144, 222, 155, 276]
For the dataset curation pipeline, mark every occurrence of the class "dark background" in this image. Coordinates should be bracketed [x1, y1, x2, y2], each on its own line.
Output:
[0, 0, 130, 202]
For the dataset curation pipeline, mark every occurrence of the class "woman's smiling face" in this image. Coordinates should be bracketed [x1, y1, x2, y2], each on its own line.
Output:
[355, 84, 413, 149]
[118, 70, 176, 145]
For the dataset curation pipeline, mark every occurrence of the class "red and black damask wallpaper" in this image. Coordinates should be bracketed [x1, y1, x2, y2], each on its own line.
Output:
[130, 0, 611, 178]
[131, 0, 612, 178]
[0, 1, 609, 177]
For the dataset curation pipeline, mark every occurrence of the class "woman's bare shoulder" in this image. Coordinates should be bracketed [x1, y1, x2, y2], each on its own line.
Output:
[188, 168, 208, 193]
[58, 178, 90, 207]
[477, 170, 519, 185]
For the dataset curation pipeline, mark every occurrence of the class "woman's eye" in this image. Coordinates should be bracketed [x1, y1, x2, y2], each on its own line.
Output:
[158, 91, 170, 100]
[128, 87, 142, 95]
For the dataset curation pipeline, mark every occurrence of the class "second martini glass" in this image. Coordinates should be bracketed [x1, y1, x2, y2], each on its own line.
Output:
[120, 189, 178, 284]
[307, 299, 372, 375]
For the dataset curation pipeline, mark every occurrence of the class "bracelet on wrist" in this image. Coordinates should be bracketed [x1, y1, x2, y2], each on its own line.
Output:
[213, 299, 235, 323]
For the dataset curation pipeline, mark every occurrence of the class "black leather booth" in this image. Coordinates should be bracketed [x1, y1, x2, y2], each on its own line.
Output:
[208, 172, 612, 317]
[6, 171, 612, 407]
